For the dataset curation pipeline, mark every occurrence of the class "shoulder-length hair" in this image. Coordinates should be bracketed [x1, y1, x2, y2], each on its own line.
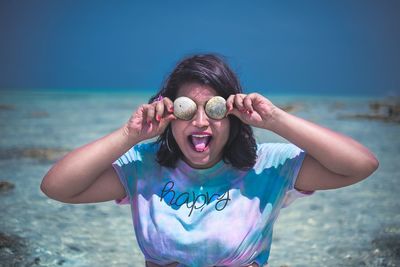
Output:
[149, 53, 257, 170]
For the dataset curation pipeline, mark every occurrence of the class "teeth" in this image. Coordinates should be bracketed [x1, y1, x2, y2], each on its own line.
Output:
[192, 134, 211, 138]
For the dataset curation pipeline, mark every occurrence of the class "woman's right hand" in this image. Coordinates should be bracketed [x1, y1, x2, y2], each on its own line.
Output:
[124, 97, 176, 143]
[41, 96, 176, 204]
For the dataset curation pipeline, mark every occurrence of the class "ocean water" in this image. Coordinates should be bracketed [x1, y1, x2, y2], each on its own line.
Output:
[0, 89, 398, 267]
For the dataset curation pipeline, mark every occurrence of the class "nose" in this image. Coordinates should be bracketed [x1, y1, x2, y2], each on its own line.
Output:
[192, 107, 210, 128]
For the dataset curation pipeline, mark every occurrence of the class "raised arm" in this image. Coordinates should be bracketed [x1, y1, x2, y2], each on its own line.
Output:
[266, 107, 379, 191]
[41, 97, 176, 203]
[226, 93, 379, 191]
[40, 127, 138, 203]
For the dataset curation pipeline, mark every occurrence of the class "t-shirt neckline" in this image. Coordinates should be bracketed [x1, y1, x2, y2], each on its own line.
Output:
[176, 158, 227, 178]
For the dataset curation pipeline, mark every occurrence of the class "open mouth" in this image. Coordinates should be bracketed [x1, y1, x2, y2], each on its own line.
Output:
[188, 134, 212, 152]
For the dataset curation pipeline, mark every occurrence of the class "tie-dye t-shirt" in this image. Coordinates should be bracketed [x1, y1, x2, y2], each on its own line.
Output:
[112, 141, 314, 267]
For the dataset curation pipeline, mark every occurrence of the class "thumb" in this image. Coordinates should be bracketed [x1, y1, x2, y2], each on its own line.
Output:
[165, 113, 177, 122]
[159, 114, 176, 127]
[226, 108, 242, 119]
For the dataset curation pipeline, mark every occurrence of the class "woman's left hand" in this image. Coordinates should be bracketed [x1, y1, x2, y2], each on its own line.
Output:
[226, 93, 279, 129]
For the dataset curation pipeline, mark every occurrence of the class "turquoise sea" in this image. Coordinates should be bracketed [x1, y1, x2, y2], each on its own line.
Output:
[0, 89, 399, 267]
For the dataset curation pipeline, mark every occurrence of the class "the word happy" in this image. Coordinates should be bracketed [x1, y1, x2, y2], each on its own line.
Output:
[160, 181, 231, 217]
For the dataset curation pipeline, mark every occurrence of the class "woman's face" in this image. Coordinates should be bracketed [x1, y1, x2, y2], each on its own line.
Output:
[171, 83, 230, 169]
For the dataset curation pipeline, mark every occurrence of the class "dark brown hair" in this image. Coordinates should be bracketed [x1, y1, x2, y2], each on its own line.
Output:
[149, 53, 257, 170]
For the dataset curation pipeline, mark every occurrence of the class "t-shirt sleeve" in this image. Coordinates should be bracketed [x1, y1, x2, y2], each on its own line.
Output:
[256, 143, 314, 208]
[279, 143, 315, 208]
[112, 143, 144, 205]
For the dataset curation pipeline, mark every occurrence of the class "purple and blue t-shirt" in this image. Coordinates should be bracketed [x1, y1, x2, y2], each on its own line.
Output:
[113, 141, 314, 267]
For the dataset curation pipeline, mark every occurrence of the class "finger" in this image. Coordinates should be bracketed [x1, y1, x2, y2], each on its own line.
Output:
[226, 94, 235, 111]
[145, 104, 156, 124]
[135, 106, 150, 131]
[163, 97, 174, 113]
[158, 114, 176, 129]
[128, 106, 143, 130]
[234, 94, 246, 111]
[135, 105, 145, 120]
[243, 95, 254, 113]
[155, 101, 164, 122]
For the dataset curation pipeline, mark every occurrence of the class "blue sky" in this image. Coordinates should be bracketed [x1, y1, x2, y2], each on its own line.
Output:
[0, 1, 399, 96]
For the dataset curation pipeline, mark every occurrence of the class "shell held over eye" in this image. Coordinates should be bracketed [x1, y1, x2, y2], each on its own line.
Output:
[205, 96, 227, 120]
[173, 97, 197, 120]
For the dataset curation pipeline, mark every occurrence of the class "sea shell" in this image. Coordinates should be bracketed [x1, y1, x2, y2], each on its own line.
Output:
[173, 97, 197, 120]
[205, 96, 227, 119]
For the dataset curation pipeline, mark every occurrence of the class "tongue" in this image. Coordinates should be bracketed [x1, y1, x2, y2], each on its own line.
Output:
[192, 137, 209, 152]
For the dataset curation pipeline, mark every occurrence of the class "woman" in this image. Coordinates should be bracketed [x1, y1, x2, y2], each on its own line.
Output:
[41, 54, 379, 267]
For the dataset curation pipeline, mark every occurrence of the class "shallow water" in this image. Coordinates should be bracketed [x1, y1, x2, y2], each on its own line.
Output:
[0, 90, 398, 267]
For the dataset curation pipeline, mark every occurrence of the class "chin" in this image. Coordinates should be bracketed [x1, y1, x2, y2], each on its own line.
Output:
[183, 153, 220, 169]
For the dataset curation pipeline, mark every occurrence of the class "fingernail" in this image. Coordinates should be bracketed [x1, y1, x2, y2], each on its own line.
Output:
[169, 107, 174, 112]
[156, 115, 161, 121]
